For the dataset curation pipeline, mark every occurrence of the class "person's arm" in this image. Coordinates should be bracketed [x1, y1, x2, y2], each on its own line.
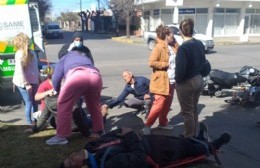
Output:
[106, 86, 130, 109]
[149, 45, 168, 70]
[52, 59, 64, 92]
[101, 86, 130, 115]
[35, 88, 54, 101]
[105, 128, 148, 168]
[175, 46, 187, 83]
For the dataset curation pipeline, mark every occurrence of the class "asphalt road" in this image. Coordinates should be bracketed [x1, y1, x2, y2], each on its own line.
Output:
[1, 31, 260, 168]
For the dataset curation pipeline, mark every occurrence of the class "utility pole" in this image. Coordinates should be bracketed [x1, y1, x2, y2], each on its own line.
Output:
[80, 0, 84, 31]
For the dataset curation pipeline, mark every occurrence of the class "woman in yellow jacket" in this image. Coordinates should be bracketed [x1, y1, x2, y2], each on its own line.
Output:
[143, 25, 178, 135]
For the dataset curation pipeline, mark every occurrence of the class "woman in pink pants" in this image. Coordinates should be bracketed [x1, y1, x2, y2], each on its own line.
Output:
[46, 49, 104, 145]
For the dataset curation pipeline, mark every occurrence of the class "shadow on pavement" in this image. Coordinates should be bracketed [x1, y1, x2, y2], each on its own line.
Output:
[200, 102, 260, 168]
[169, 103, 206, 126]
[105, 109, 144, 132]
[0, 118, 22, 124]
[0, 85, 22, 108]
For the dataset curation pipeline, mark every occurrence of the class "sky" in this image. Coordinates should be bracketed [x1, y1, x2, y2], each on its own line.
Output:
[51, 0, 107, 16]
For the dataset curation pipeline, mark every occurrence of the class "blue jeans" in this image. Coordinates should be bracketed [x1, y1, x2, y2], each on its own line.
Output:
[17, 84, 38, 125]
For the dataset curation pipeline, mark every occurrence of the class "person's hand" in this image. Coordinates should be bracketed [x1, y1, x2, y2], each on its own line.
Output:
[67, 42, 75, 51]
[45, 89, 55, 97]
[121, 127, 132, 136]
[25, 84, 32, 91]
[144, 94, 151, 100]
[101, 104, 109, 116]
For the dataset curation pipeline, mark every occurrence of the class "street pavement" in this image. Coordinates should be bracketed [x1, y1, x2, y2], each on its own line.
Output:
[1, 31, 260, 168]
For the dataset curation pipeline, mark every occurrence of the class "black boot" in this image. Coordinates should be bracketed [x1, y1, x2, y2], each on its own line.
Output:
[210, 132, 231, 153]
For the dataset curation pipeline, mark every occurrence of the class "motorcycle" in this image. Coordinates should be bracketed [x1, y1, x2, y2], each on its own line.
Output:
[202, 66, 260, 97]
[224, 85, 260, 106]
[224, 71, 260, 106]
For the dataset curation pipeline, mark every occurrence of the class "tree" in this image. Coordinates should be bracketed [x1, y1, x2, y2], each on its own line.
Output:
[109, 0, 135, 38]
[37, 0, 52, 22]
[59, 12, 80, 29]
[96, 0, 109, 10]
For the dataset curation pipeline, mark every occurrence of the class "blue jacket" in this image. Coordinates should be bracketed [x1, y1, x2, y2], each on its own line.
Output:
[107, 76, 151, 108]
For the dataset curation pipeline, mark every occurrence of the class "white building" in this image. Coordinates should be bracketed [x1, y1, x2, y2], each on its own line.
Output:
[135, 0, 260, 41]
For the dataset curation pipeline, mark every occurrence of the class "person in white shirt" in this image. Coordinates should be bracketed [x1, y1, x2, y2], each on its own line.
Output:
[12, 32, 39, 125]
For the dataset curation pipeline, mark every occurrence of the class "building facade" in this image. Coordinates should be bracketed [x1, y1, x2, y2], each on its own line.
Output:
[135, 0, 260, 41]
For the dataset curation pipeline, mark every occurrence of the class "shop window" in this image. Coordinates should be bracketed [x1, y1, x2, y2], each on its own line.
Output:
[214, 8, 225, 13]
[246, 8, 255, 13]
[144, 11, 150, 19]
[213, 8, 240, 36]
[250, 15, 260, 33]
[195, 14, 208, 34]
[224, 14, 239, 35]
[226, 8, 240, 13]
[161, 9, 173, 14]
[246, 8, 260, 13]
[161, 9, 173, 24]
[213, 14, 224, 35]
[196, 8, 208, 14]
[153, 9, 160, 16]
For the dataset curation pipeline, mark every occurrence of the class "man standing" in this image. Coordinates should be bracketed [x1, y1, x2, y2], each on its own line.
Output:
[101, 71, 152, 116]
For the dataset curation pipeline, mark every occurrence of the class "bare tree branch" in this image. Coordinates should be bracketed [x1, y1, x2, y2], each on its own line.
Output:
[109, 0, 135, 38]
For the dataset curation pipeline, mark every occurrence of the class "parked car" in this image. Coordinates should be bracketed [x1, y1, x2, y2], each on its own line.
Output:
[41, 25, 46, 36]
[144, 24, 214, 52]
[44, 23, 63, 39]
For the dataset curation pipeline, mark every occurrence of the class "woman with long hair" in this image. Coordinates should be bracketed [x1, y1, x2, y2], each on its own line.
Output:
[12, 32, 39, 125]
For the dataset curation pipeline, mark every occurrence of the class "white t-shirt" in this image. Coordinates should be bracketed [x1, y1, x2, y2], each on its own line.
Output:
[167, 46, 176, 84]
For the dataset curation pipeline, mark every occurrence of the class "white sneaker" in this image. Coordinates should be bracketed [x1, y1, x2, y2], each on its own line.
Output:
[142, 126, 151, 135]
[157, 124, 174, 130]
[46, 135, 68, 145]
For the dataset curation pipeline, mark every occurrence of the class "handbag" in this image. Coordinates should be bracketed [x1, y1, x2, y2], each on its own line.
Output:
[200, 59, 211, 77]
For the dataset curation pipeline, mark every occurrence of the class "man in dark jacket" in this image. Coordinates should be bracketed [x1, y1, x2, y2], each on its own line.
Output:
[60, 123, 231, 168]
[58, 32, 94, 64]
[101, 71, 152, 117]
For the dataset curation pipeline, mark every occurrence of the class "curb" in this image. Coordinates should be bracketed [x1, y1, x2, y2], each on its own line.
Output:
[111, 37, 135, 44]
[111, 37, 146, 45]
[214, 41, 260, 46]
[111, 36, 260, 46]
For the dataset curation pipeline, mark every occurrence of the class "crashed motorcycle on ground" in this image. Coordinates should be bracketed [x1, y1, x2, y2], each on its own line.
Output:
[202, 66, 260, 99]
